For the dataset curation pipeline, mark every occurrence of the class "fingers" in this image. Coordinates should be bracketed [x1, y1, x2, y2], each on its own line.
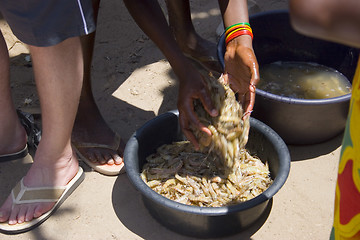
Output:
[240, 83, 256, 118]
[250, 83, 256, 93]
[227, 50, 259, 117]
[249, 56, 260, 86]
[180, 106, 212, 134]
[192, 74, 218, 117]
[179, 112, 199, 150]
[240, 92, 252, 119]
[245, 82, 256, 114]
[183, 130, 200, 150]
[178, 88, 215, 149]
[222, 73, 229, 84]
[246, 62, 259, 115]
[199, 89, 218, 117]
[177, 71, 221, 149]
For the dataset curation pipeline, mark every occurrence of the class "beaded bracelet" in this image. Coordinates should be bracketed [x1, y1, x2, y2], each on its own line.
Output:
[225, 22, 253, 45]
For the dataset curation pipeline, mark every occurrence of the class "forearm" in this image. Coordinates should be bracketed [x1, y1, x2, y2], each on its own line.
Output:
[218, 0, 252, 50]
[218, 0, 249, 27]
[218, 0, 259, 114]
[123, 0, 190, 77]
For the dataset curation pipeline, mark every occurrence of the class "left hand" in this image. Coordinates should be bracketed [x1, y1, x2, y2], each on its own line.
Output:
[223, 35, 259, 117]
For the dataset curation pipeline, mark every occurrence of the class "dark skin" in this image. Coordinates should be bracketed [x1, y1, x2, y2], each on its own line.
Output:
[123, 0, 259, 149]
[223, 37, 258, 118]
[219, 0, 259, 118]
[165, 0, 223, 73]
[123, 0, 216, 149]
[73, 0, 125, 167]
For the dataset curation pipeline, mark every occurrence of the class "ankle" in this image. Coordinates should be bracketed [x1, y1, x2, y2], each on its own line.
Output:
[24, 152, 79, 187]
[39, 140, 74, 156]
[0, 120, 27, 155]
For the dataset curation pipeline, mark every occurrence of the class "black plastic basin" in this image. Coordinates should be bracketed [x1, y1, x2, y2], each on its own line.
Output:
[124, 110, 290, 238]
[217, 10, 358, 145]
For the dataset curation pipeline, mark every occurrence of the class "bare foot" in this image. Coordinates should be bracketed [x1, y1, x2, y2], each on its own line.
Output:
[0, 145, 79, 225]
[72, 100, 124, 172]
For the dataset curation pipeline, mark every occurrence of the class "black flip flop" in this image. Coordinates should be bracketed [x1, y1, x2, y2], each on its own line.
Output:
[0, 110, 41, 162]
[17, 109, 41, 150]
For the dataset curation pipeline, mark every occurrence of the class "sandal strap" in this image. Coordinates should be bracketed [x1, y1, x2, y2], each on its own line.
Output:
[11, 178, 66, 204]
[17, 110, 41, 149]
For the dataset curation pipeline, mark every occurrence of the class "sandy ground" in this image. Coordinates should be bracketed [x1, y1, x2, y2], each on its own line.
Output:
[0, 0, 342, 239]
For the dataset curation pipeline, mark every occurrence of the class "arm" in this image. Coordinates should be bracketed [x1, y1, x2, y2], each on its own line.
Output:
[218, 0, 260, 117]
[123, 0, 217, 149]
[289, 0, 360, 48]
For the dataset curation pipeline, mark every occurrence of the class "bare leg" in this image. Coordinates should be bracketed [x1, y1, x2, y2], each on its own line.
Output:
[165, 0, 222, 73]
[289, 0, 360, 48]
[72, 0, 125, 171]
[0, 36, 82, 224]
[0, 31, 27, 156]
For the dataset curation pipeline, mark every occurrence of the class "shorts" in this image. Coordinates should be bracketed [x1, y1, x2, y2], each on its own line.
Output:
[0, 0, 96, 47]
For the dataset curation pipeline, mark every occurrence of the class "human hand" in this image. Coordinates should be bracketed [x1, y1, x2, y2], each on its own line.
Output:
[223, 35, 259, 117]
[176, 65, 218, 150]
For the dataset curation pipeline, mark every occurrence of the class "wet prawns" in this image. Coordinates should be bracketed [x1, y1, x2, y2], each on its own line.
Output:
[141, 74, 272, 207]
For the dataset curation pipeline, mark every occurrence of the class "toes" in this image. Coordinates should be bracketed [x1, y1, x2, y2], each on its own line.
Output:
[0, 196, 30, 224]
[82, 149, 103, 164]
[86, 150, 98, 163]
[103, 152, 114, 165]
[106, 152, 123, 166]
[25, 205, 36, 222]
[113, 155, 123, 165]
[33, 205, 43, 219]
[9, 204, 36, 224]
[0, 196, 13, 223]
[8, 206, 20, 225]
[16, 206, 28, 224]
[94, 151, 106, 164]
[33, 203, 52, 219]
[78, 148, 124, 166]
[0, 209, 10, 223]
[2, 200, 55, 225]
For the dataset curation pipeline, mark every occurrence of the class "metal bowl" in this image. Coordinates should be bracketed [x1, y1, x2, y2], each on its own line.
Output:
[124, 110, 290, 238]
[217, 10, 358, 145]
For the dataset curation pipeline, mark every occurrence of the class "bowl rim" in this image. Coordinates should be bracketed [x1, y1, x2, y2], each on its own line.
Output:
[124, 110, 291, 216]
[216, 9, 352, 105]
[255, 88, 351, 104]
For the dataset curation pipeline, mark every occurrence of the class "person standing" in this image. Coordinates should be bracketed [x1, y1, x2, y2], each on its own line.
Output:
[289, 0, 360, 239]
[0, 0, 95, 233]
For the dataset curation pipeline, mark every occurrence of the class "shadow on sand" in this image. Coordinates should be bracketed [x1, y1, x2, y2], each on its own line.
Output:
[112, 174, 272, 240]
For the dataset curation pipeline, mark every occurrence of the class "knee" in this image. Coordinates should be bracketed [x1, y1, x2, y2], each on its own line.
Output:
[289, 0, 333, 36]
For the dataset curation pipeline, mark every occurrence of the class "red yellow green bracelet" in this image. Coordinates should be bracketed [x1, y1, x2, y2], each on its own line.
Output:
[225, 25, 252, 36]
[225, 23, 253, 45]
